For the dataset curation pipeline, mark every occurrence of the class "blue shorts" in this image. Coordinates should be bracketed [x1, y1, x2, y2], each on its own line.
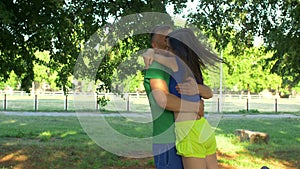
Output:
[153, 143, 183, 169]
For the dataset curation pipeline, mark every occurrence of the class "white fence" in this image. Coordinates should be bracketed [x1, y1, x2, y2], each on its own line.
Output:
[0, 91, 300, 112]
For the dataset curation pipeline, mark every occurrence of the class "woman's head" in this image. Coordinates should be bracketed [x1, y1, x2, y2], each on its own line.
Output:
[166, 28, 222, 83]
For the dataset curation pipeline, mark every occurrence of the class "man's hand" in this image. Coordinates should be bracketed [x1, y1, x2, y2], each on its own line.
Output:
[142, 49, 155, 69]
[176, 77, 199, 95]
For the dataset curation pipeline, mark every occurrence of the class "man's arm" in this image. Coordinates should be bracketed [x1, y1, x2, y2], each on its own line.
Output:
[150, 79, 204, 116]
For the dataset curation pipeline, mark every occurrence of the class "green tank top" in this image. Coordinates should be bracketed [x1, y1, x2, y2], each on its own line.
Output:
[143, 61, 176, 144]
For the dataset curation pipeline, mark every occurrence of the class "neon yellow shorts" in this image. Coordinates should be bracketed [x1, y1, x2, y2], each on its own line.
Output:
[175, 118, 217, 158]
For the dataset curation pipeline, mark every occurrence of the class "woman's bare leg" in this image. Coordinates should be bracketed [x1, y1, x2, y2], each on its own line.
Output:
[205, 153, 219, 169]
[182, 157, 206, 169]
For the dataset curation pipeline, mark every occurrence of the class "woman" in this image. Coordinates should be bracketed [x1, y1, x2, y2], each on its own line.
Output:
[145, 28, 222, 169]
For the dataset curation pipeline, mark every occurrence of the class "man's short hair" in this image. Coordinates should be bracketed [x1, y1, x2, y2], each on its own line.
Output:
[150, 25, 171, 42]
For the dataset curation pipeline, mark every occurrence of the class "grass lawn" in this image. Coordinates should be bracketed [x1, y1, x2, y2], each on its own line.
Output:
[0, 114, 299, 169]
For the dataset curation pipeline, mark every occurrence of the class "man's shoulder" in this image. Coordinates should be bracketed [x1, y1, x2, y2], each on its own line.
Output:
[144, 63, 170, 81]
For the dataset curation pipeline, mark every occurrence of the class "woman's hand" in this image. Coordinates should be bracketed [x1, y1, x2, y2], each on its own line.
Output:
[142, 49, 155, 69]
[197, 99, 204, 118]
[176, 77, 199, 95]
[176, 77, 213, 98]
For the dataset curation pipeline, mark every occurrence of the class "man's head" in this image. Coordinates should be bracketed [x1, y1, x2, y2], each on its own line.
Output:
[150, 25, 172, 49]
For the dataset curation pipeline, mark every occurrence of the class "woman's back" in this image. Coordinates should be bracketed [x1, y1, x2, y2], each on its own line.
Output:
[169, 57, 202, 121]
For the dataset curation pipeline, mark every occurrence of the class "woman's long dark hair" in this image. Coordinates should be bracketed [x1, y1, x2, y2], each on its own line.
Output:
[167, 28, 223, 84]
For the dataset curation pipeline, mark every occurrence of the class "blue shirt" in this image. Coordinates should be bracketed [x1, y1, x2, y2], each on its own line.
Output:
[169, 57, 201, 102]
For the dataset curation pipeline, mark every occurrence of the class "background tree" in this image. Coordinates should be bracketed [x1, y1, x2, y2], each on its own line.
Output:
[34, 51, 60, 91]
[188, 0, 300, 92]
[1, 0, 299, 94]
[222, 43, 282, 93]
[0, 71, 19, 90]
[0, 0, 189, 93]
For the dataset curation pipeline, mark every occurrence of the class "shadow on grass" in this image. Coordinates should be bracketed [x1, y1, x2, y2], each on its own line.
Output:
[0, 140, 117, 169]
[0, 138, 157, 169]
[0, 115, 156, 169]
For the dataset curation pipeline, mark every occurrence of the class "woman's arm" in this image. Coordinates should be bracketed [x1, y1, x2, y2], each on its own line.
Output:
[143, 49, 212, 99]
[197, 84, 213, 99]
[176, 77, 213, 99]
[142, 49, 178, 71]
[153, 53, 178, 72]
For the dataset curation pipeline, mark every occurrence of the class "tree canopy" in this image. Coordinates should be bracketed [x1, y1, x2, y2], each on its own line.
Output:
[188, 0, 300, 88]
[0, 0, 299, 93]
[0, 0, 176, 92]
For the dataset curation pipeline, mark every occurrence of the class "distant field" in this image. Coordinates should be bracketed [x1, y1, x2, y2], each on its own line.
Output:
[0, 93, 300, 113]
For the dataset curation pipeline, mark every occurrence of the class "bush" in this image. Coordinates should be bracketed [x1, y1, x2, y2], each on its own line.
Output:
[38, 131, 52, 141]
[97, 96, 110, 107]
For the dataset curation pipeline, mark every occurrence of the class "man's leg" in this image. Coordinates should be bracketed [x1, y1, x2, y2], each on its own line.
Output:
[153, 144, 183, 169]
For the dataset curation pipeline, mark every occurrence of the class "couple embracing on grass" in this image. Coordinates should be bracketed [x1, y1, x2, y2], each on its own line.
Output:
[143, 25, 223, 169]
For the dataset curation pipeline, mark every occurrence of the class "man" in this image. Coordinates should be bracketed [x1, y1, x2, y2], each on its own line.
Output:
[143, 25, 213, 169]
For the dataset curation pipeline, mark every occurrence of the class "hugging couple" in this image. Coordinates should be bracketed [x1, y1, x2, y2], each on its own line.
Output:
[143, 25, 223, 169]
